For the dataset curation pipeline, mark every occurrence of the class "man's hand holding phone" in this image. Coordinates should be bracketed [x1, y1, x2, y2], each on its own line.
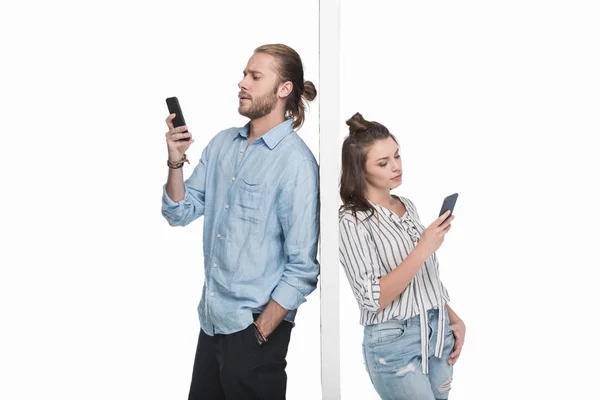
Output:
[165, 113, 194, 163]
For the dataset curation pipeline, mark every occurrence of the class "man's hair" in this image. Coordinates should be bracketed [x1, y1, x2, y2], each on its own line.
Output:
[254, 44, 317, 129]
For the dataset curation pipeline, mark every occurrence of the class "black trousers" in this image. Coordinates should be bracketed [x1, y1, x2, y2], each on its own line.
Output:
[188, 316, 293, 400]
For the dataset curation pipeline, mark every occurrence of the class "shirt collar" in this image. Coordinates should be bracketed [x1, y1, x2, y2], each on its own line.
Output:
[368, 197, 409, 220]
[368, 201, 387, 216]
[236, 119, 294, 150]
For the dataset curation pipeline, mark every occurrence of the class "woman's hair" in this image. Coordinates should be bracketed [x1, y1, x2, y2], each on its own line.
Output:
[340, 112, 398, 221]
[254, 44, 317, 129]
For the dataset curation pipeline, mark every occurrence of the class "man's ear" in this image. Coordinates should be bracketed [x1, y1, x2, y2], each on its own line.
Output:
[278, 81, 293, 99]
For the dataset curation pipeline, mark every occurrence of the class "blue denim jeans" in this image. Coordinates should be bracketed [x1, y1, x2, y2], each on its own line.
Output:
[362, 308, 455, 400]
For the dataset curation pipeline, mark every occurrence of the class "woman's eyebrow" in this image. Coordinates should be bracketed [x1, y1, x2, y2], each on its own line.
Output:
[376, 150, 399, 162]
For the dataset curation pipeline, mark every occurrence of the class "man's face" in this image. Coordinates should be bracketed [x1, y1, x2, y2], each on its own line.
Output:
[238, 52, 281, 120]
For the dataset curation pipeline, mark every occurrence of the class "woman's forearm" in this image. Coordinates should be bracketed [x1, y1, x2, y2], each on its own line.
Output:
[378, 245, 429, 311]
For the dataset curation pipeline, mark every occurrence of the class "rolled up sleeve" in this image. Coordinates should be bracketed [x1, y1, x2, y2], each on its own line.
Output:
[161, 146, 209, 227]
[339, 216, 381, 313]
[272, 159, 320, 311]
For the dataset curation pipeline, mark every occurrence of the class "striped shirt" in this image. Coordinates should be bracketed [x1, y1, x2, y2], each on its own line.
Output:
[339, 196, 451, 374]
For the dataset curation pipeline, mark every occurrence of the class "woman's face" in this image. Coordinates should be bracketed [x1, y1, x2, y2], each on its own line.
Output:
[364, 136, 403, 191]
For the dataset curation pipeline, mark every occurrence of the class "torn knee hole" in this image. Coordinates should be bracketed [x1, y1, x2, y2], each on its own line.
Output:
[439, 379, 452, 393]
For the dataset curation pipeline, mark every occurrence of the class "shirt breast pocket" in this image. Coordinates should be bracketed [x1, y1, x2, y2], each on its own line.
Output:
[234, 178, 263, 224]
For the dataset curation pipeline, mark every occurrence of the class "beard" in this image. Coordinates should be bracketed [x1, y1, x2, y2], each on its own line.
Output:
[238, 85, 279, 120]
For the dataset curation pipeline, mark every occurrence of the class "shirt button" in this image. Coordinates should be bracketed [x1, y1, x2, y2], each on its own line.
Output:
[240, 149, 245, 153]
[210, 292, 214, 297]
[213, 263, 217, 268]
[217, 234, 221, 238]
[232, 177, 236, 181]
[225, 204, 229, 209]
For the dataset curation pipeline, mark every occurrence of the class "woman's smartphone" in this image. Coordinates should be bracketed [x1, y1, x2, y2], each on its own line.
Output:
[166, 96, 190, 141]
[439, 193, 459, 222]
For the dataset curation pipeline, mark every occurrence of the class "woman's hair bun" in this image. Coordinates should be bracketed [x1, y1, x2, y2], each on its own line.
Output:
[346, 112, 371, 135]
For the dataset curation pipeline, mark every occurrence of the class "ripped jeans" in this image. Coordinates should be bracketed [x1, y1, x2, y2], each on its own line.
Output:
[362, 308, 455, 400]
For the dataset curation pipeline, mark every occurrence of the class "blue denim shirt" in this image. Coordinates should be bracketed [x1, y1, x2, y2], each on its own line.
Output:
[162, 119, 320, 335]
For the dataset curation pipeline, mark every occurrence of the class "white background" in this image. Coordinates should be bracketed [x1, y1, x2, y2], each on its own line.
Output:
[2, 1, 600, 399]
[339, 1, 600, 399]
[0, 1, 321, 399]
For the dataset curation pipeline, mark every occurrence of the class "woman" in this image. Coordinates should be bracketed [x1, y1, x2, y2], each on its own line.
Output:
[339, 113, 466, 400]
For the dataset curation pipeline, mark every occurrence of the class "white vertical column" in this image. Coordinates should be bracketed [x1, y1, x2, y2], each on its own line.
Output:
[319, 0, 341, 399]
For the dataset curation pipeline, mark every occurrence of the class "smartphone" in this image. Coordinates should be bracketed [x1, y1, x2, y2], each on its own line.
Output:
[165, 96, 190, 141]
[439, 193, 459, 221]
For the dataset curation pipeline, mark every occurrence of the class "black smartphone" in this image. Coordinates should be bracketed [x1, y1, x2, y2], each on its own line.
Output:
[439, 193, 459, 221]
[165, 96, 190, 141]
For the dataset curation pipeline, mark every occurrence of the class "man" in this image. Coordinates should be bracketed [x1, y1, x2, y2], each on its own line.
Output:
[161, 44, 320, 399]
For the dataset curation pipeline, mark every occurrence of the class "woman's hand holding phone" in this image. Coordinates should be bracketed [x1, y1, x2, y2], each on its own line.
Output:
[417, 211, 454, 256]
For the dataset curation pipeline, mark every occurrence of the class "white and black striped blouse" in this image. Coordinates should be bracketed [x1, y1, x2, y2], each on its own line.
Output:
[339, 196, 451, 374]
